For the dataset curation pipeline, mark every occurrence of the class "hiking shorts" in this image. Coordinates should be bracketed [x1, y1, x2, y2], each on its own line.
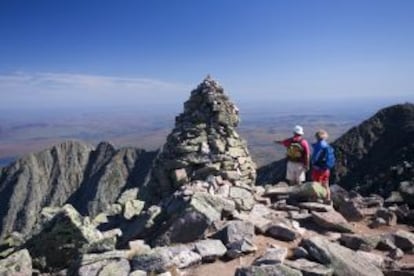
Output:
[311, 169, 330, 185]
[286, 161, 306, 183]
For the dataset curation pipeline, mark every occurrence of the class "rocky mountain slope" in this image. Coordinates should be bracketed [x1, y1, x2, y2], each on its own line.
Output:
[0, 79, 413, 276]
[0, 140, 156, 239]
[332, 103, 414, 197]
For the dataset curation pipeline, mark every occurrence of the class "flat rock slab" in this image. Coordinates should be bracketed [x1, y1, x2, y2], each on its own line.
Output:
[339, 233, 381, 251]
[299, 202, 333, 212]
[285, 258, 334, 276]
[311, 210, 354, 233]
[253, 247, 288, 265]
[304, 236, 384, 276]
[131, 245, 201, 273]
[235, 264, 303, 276]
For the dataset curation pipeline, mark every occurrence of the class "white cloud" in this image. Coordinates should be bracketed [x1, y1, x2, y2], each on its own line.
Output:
[0, 72, 192, 109]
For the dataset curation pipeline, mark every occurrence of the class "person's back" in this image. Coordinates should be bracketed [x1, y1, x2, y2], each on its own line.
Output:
[275, 125, 310, 185]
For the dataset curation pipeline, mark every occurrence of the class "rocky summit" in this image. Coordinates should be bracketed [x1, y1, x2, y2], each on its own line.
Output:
[0, 78, 413, 276]
[145, 76, 256, 202]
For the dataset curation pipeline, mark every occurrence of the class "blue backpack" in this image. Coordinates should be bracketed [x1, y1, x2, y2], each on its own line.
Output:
[314, 144, 336, 169]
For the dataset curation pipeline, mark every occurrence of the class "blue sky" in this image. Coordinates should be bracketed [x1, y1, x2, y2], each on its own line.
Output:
[1, 0, 413, 112]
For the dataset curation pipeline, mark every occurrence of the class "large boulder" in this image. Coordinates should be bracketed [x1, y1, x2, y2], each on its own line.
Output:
[303, 236, 384, 276]
[24, 204, 110, 272]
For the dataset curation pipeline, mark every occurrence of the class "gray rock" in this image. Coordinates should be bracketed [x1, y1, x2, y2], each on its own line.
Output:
[116, 188, 139, 205]
[375, 208, 397, 226]
[370, 217, 387, 228]
[293, 247, 309, 259]
[339, 233, 381, 251]
[253, 247, 288, 265]
[24, 204, 104, 271]
[388, 247, 404, 260]
[304, 236, 384, 276]
[123, 200, 145, 220]
[171, 168, 188, 186]
[285, 259, 334, 276]
[393, 230, 414, 251]
[355, 251, 385, 269]
[0, 249, 32, 276]
[153, 192, 234, 246]
[298, 202, 333, 212]
[215, 220, 257, 258]
[337, 200, 365, 221]
[267, 221, 301, 241]
[218, 220, 255, 245]
[98, 259, 131, 276]
[311, 210, 353, 233]
[130, 251, 169, 273]
[235, 264, 303, 276]
[377, 234, 397, 251]
[242, 204, 272, 233]
[194, 239, 227, 261]
[229, 186, 255, 211]
[129, 240, 152, 254]
[399, 181, 414, 205]
[131, 245, 201, 273]
[78, 259, 110, 276]
[129, 271, 147, 276]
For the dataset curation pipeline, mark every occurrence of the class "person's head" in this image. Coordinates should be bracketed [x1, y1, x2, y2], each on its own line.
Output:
[293, 125, 304, 136]
[315, 129, 329, 141]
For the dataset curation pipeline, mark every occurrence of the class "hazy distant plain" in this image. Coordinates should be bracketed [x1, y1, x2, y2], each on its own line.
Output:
[0, 102, 369, 167]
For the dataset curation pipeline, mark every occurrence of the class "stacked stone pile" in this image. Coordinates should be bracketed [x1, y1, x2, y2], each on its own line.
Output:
[147, 76, 256, 202]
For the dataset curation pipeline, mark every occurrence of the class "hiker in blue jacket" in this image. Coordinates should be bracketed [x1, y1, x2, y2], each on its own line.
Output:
[311, 130, 335, 202]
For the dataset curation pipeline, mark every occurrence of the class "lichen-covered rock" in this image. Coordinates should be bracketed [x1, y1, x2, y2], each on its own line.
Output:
[24, 204, 108, 271]
[145, 77, 256, 202]
[131, 245, 201, 273]
[0, 249, 32, 276]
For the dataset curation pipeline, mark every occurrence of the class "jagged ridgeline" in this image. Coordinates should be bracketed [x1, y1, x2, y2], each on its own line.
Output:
[145, 76, 256, 200]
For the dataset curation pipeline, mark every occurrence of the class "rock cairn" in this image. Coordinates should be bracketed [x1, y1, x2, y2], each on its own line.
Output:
[147, 76, 256, 201]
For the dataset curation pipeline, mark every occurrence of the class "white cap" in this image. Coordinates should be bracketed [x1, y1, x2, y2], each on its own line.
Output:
[293, 125, 304, 135]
